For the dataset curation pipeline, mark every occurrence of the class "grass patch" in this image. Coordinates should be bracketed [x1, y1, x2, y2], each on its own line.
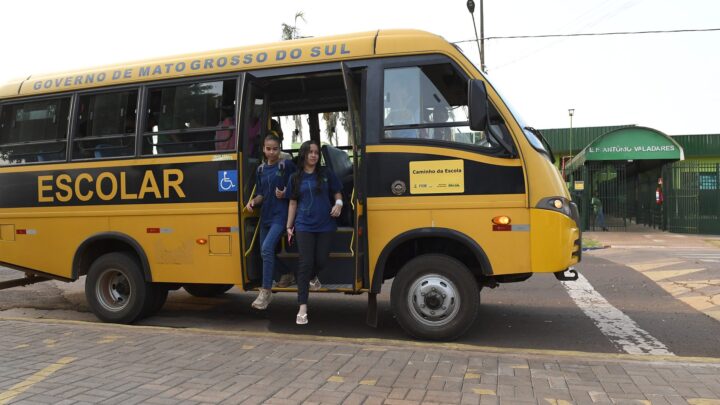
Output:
[582, 238, 603, 249]
[704, 239, 720, 248]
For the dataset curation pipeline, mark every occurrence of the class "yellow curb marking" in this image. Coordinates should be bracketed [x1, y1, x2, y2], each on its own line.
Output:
[706, 310, 720, 322]
[97, 335, 124, 344]
[241, 345, 255, 350]
[0, 356, 75, 404]
[359, 379, 376, 386]
[473, 388, 496, 395]
[644, 268, 705, 281]
[689, 398, 720, 405]
[680, 296, 716, 311]
[42, 339, 56, 348]
[361, 347, 387, 351]
[544, 399, 572, 405]
[629, 260, 684, 272]
[464, 373, 481, 379]
[327, 376, 344, 382]
[12, 344, 29, 349]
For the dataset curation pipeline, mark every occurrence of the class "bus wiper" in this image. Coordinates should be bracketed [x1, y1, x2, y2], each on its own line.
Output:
[524, 126, 555, 164]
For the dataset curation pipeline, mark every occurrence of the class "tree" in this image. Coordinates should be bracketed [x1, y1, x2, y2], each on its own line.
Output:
[339, 111, 352, 146]
[281, 12, 306, 144]
[323, 112, 338, 146]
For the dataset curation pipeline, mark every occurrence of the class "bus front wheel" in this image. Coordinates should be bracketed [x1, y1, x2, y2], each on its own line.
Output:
[85, 252, 152, 324]
[183, 284, 233, 297]
[390, 254, 479, 340]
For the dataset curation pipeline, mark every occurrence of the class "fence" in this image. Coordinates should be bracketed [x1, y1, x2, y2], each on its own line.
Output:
[663, 162, 720, 235]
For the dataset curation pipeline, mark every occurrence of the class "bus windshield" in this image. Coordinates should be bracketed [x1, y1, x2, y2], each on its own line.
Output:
[482, 76, 551, 160]
[452, 45, 551, 160]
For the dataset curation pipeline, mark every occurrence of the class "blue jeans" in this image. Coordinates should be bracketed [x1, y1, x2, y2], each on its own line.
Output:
[595, 209, 606, 229]
[259, 223, 286, 289]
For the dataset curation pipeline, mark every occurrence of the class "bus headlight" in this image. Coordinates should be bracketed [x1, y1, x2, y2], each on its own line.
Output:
[536, 196, 573, 218]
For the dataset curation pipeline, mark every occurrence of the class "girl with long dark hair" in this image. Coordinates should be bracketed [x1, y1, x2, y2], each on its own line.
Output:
[285, 140, 343, 325]
[246, 134, 296, 310]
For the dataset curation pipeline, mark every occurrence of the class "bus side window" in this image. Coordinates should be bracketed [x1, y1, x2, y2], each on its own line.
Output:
[142, 79, 237, 156]
[382, 63, 511, 153]
[0, 98, 70, 166]
[73, 90, 138, 160]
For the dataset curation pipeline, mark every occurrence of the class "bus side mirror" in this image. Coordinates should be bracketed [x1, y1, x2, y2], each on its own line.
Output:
[468, 79, 489, 131]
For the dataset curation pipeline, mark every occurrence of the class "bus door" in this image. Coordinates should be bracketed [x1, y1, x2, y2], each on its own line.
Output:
[238, 73, 269, 289]
[341, 63, 366, 292]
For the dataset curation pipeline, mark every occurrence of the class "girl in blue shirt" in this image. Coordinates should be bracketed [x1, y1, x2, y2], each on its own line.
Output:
[285, 140, 343, 325]
[245, 134, 296, 310]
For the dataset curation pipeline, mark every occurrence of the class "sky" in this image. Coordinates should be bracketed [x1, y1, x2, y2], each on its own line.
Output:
[1, 0, 718, 135]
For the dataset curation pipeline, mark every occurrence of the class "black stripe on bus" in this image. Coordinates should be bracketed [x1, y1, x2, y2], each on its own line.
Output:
[0, 160, 238, 208]
[365, 152, 525, 197]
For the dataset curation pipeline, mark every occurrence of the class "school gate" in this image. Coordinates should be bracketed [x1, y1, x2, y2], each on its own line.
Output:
[561, 126, 706, 233]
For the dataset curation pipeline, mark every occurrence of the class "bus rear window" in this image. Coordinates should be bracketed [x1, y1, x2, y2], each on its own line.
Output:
[0, 98, 70, 165]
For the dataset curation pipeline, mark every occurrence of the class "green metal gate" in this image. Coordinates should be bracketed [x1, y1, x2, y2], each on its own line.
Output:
[631, 169, 663, 229]
[569, 162, 627, 231]
[663, 162, 720, 234]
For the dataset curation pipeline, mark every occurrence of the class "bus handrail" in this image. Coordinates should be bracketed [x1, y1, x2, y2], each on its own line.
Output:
[243, 184, 260, 257]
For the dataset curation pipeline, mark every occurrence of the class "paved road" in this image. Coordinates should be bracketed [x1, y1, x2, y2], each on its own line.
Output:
[2, 230, 719, 358]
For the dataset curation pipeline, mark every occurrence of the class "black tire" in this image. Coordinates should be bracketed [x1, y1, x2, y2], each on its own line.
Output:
[390, 254, 480, 341]
[85, 252, 151, 324]
[143, 285, 169, 317]
[183, 284, 233, 297]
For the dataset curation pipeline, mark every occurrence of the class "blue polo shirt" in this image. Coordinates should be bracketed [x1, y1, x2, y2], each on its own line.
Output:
[256, 160, 296, 226]
[286, 168, 343, 233]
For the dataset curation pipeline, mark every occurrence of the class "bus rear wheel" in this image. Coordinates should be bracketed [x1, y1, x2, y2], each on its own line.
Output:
[183, 284, 233, 297]
[390, 254, 479, 340]
[85, 252, 151, 324]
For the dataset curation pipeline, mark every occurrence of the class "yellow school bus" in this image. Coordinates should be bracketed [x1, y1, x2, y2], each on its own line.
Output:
[0, 30, 580, 340]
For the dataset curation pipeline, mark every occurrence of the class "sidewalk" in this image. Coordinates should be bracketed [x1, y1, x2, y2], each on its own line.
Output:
[584, 229, 720, 323]
[0, 317, 719, 405]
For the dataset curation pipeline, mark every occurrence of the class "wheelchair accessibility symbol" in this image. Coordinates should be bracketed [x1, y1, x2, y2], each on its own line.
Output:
[218, 170, 238, 192]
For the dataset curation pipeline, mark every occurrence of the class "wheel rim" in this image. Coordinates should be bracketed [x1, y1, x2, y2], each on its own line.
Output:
[407, 273, 461, 327]
[95, 268, 133, 312]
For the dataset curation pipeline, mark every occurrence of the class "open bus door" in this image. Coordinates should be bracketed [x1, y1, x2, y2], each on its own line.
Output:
[238, 72, 269, 290]
[341, 63, 375, 324]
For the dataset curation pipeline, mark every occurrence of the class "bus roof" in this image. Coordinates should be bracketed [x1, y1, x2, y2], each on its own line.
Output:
[0, 29, 472, 100]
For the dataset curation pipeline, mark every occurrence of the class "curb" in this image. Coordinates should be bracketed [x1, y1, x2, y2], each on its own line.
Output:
[1, 315, 719, 366]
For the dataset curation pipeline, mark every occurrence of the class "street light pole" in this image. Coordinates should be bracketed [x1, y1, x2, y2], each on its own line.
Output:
[466, 0, 487, 74]
[479, 0, 486, 73]
[568, 108, 575, 157]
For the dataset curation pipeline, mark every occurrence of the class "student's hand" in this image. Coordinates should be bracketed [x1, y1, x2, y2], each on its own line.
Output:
[330, 203, 342, 218]
[245, 200, 254, 213]
[275, 186, 286, 198]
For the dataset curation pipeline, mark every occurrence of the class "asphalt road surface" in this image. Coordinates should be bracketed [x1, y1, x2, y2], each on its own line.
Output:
[1, 251, 719, 358]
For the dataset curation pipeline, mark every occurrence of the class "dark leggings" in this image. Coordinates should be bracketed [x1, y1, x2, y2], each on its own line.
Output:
[295, 231, 333, 305]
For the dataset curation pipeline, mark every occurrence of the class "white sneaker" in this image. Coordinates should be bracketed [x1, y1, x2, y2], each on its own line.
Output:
[309, 277, 321, 291]
[251, 288, 272, 310]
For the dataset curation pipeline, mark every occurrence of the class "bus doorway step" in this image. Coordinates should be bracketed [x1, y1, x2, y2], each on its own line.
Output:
[0, 274, 52, 290]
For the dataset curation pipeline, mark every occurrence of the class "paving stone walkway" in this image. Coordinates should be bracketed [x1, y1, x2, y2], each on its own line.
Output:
[0, 318, 718, 405]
